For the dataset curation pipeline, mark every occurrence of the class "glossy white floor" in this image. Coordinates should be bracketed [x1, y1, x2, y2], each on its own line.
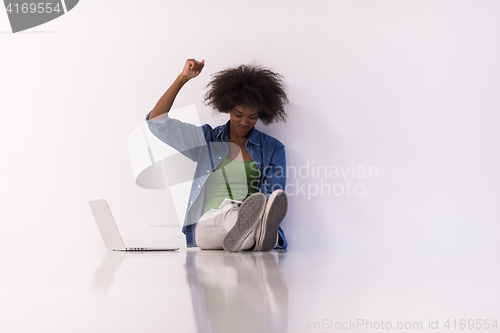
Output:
[1, 226, 499, 333]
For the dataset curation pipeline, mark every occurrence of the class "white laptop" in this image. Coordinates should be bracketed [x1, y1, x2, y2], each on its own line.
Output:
[88, 199, 179, 251]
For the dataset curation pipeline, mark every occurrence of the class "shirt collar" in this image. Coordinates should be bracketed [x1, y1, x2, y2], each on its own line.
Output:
[216, 120, 261, 147]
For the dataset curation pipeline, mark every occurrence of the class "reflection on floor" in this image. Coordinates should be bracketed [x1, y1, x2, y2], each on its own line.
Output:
[90, 249, 288, 333]
[1, 245, 498, 333]
[186, 251, 288, 333]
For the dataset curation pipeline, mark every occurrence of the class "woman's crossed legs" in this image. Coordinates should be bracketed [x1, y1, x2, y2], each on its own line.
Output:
[195, 190, 288, 252]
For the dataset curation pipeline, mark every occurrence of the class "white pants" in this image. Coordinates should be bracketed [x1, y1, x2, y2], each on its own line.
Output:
[196, 199, 263, 251]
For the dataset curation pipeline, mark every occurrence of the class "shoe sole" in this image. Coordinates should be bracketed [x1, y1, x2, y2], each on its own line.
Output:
[223, 193, 266, 252]
[258, 190, 288, 251]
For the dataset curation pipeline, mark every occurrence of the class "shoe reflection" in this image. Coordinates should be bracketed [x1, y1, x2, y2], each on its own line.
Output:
[185, 251, 289, 333]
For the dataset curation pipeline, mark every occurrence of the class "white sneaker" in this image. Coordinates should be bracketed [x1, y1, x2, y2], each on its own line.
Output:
[257, 190, 288, 251]
[223, 193, 266, 252]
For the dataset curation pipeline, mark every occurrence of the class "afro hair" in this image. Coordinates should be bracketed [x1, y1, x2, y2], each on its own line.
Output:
[204, 63, 289, 125]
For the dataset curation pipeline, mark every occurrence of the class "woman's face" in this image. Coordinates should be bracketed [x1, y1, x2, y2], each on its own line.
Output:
[229, 104, 259, 137]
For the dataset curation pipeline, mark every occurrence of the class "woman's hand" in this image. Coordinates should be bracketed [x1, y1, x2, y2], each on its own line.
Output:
[149, 58, 205, 119]
[180, 58, 205, 80]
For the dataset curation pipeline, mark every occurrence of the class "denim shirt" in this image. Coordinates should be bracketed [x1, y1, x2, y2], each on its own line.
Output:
[146, 111, 288, 249]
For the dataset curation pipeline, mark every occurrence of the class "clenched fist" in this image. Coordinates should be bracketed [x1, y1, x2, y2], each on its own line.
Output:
[180, 59, 205, 80]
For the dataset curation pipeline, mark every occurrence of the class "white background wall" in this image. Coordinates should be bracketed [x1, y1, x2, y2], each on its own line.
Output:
[1, 0, 499, 261]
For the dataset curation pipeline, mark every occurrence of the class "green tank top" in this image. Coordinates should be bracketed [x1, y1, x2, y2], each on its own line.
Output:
[202, 158, 260, 214]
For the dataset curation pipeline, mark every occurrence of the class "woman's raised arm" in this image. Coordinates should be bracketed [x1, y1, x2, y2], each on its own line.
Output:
[148, 59, 205, 120]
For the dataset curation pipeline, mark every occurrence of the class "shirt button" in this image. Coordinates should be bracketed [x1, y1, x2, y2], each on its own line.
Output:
[207, 170, 210, 173]
[250, 151, 253, 154]
[190, 201, 193, 204]
[219, 157, 221, 159]
[198, 185, 200, 188]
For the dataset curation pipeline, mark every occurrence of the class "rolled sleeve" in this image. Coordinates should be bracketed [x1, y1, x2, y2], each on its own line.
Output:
[145, 111, 206, 162]
[146, 110, 169, 122]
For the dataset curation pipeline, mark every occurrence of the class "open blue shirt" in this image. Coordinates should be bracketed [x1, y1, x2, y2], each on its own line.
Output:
[146, 111, 287, 249]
